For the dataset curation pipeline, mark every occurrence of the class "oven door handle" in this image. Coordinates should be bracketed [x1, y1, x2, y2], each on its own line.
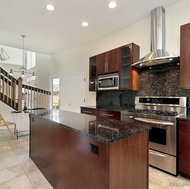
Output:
[134, 118, 174, 126]
[149, 150, 166, 158]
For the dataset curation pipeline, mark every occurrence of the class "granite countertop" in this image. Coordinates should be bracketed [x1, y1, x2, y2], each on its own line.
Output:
[31, 109, 150, 144]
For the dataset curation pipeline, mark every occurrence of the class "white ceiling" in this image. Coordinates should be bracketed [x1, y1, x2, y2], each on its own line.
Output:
[0, 0, 182, 55]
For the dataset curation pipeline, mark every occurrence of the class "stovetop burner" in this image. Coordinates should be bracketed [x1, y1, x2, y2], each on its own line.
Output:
[128, 109, 178, 117]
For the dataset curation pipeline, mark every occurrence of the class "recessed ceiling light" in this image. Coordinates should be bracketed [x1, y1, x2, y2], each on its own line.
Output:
[108, 2, 117, 9]
[46, 4, 55, 11]
[82, 22, 88, 27]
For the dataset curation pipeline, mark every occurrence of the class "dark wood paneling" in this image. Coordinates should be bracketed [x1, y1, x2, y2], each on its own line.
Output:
[107, 48, 120, 73]
[30, 114, 149, 189]
[109, 131, 149, 189]
[130, 43, 140, 90]
[30, 114, 108, 189]
[180, 23, 190, 88]
[54, 126, 108, 189]
[179, 120, 190, 133]
[178, 120, 190, 178]
[96, 53, 107, 75]
[96, 48, 119, 76]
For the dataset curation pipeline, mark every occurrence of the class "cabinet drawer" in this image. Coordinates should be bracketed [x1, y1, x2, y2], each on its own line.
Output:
[98, 110, 120, 120]
[81, 108, 98, 116]
[179, 120, 190, 133]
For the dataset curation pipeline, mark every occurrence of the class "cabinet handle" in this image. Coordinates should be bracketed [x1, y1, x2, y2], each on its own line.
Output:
[102, 113, 113, 117]
[83, 110, 92, 114]
[149, 150, 166, 158]
[104, 62, 108, 72]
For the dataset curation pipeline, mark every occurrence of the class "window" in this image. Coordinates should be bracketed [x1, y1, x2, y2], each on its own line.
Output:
[27, 51, 36, 69]
[52, 78, 60, 109]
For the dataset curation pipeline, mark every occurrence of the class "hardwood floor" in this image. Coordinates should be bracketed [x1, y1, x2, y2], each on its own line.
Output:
[0, 127, 190, 189]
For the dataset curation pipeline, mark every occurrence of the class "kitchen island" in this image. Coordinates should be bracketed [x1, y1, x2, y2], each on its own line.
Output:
[30, 109, 150, 189]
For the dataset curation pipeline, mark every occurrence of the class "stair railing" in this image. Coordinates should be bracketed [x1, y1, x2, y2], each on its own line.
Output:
[0, 67, 51, 111]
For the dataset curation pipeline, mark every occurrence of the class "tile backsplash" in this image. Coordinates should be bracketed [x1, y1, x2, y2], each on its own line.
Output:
[96, 90, 138, 108]
[138, 64, 186, 96]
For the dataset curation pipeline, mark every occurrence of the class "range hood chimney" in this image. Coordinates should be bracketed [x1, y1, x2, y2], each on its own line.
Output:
[132, 6, 179, 68]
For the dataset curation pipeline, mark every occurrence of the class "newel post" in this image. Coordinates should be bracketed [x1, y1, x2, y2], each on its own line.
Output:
[17, 77, 23, 111]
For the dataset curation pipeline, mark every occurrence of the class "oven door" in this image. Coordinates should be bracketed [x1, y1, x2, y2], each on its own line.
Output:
[134, 118, 176, 156]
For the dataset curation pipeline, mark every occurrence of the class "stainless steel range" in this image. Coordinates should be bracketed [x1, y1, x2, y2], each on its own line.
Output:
[121, 96, 187, 175]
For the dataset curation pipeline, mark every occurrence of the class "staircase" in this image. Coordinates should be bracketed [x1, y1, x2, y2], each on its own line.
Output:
[0, 67, 51, 111]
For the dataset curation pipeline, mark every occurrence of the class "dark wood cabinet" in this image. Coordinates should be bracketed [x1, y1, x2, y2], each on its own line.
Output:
[178, 120, 190, 178]
[180, 23, 190, 88]
[81, 107, 120, 120]
[98, 110, 120, 120]
[89, 43, 140, 91]
[120, 43, 139, 90]
[96, 48, 120, 76]
[81, 107, 98, 116]
[96, 52, 106, 75]
[89, 56, 96, 91]
[106, 48, 120, 73]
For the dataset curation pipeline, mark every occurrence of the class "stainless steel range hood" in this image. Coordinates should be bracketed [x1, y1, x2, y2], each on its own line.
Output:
[132, 6, 179, 68]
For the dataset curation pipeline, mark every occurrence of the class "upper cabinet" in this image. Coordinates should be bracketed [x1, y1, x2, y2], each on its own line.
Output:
[89, 43, 140, 91]
[96, 48, 120, 75]
[180, 23, 190, 88]
[89, 56, 96, 91]
[120, 43, 139, 90]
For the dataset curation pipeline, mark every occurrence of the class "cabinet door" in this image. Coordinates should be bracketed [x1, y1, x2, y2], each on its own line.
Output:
[96, 53, 106, 76]
[89, 56, 96, 91]
[180, 23, 190, 88]
[96, 49, 119, 76]
[107, 48, 120, 73]
[119, 43, 139, 90]
[120, 46, 131, 89]
[178, 120, 190, 178]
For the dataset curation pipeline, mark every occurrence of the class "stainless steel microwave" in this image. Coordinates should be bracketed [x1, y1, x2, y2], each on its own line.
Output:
[98, 73, 119, 90]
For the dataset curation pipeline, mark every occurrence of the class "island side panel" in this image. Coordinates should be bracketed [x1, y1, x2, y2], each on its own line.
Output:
[54, 125, 109, 189]
[30, 114, 109, 189]
[108, 131, 149, 189]
[30, 114, 58, 186]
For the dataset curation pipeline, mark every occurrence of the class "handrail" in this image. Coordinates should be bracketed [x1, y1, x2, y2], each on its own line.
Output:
[0, 67, 51, 111]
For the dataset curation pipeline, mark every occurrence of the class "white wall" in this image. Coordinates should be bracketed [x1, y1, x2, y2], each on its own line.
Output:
[52, 0, 190, 112]
[0, 53, 52, 118]
[0, 45, 22, 66]
[27, 53, 52, 91]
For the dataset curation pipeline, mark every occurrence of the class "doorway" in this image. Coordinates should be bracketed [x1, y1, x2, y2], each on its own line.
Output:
[52, 78, 60, 109]
[68, 73, 86, 113]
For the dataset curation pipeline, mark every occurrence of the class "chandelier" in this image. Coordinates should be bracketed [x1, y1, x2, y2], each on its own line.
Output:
[0, 47, 9, 61]
[9, 35, 36, 79]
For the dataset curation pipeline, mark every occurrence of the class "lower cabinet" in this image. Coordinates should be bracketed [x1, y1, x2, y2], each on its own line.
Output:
[98, 110, 120, 120]
[178, 120, 190, 178]
[81, 107, 120, 120]
[81, 107, 98, 116]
